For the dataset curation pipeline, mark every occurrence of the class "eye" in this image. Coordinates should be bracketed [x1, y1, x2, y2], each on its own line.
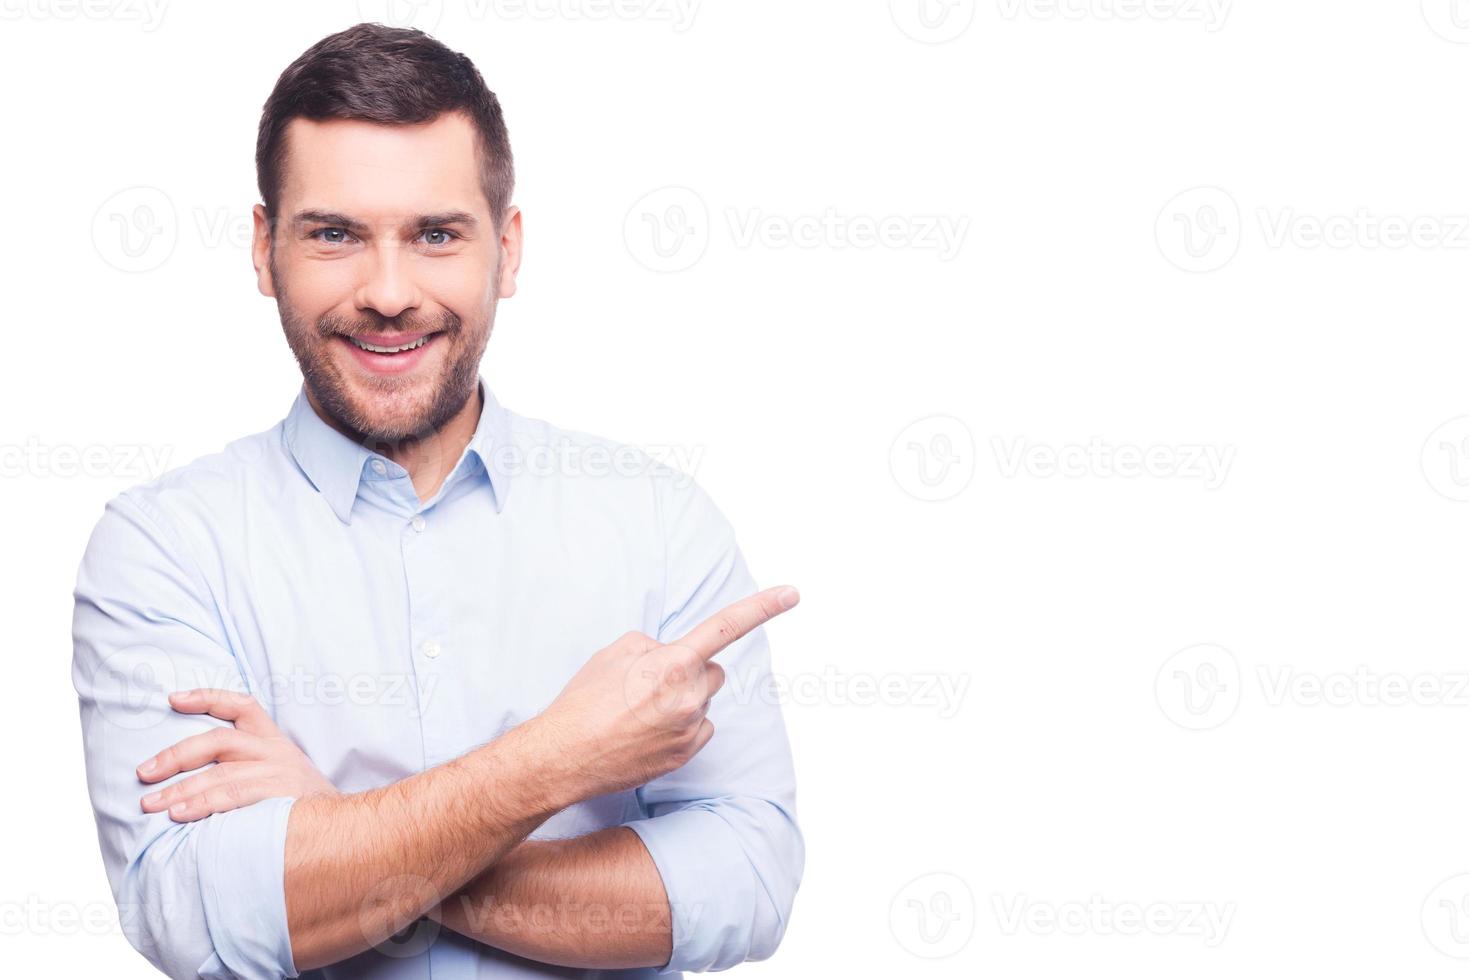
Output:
[421, 228, 459, 247]
[312, 227, 354, 245]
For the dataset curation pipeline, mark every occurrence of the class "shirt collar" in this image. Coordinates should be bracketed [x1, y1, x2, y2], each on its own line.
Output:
[283, 378, 510, 524]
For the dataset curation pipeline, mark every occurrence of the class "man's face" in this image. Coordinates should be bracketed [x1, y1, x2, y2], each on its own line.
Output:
[251, 111, 520, 442]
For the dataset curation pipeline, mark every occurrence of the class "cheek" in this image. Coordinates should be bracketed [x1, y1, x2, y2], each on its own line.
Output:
[420, 269, 497, 323]
[276, 251, 363, 315]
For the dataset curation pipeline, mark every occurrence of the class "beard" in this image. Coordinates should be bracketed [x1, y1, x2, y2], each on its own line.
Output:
[273, 261, 494, 447]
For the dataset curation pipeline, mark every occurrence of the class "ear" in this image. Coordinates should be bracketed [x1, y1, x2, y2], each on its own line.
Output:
[495, 205, 523, 300]
[252, 204, 276, 298]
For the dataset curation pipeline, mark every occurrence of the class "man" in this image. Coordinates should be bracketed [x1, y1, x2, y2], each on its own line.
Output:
[71, 23, 803, 979]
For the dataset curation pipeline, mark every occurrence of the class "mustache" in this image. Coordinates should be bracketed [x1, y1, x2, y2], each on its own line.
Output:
[317, 308, 461, 339]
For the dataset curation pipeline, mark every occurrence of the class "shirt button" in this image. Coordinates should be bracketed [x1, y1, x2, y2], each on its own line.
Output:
[370, 459, 387, 476]
[411, 515, 426, 532]
[421, 640, 441, 659]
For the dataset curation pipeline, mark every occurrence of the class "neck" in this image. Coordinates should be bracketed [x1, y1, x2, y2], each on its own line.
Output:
[394, 385, 483, 503]
[308, 383, 484, 504]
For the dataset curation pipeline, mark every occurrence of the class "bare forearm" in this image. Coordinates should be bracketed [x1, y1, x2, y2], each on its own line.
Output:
[285, 722, 560, 971]
[433, 826, 673, 969]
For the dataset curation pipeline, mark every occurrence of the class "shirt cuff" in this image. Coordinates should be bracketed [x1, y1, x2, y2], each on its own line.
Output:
[196, 795, 299, 979]
[623, 806, 764, 974]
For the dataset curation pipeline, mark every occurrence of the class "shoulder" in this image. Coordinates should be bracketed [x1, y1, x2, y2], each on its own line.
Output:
[82, 423, 290, 569]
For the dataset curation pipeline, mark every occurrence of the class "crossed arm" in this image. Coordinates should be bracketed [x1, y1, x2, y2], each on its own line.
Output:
[128, 587, 796, 972]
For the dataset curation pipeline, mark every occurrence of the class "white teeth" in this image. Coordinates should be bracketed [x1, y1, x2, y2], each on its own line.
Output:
[350, 335, 432, 354]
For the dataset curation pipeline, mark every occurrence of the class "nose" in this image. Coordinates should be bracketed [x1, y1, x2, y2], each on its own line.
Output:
[354, 243, 422, 319]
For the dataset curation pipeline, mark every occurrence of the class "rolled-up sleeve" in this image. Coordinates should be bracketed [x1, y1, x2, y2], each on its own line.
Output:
[622, 473, 805, 974]
[71, 489, 299, 979]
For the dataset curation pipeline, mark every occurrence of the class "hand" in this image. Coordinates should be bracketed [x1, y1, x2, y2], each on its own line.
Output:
[531, 585, 800, 807]
[136, 689, 340, 822]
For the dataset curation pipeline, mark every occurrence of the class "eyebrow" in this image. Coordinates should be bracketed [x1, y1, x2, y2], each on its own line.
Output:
[291, 209, 479, 235]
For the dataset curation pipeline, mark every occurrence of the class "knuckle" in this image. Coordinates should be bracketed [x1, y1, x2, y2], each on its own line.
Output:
[674, 646, 702, 674]
[714, 615, 743, 642]
[619, 630, 653, 651]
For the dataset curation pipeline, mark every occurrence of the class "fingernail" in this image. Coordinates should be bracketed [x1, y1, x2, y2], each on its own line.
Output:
[141, 792, 161, 807]
[138, 759, 156, 775]
[777, 586, 800, 610]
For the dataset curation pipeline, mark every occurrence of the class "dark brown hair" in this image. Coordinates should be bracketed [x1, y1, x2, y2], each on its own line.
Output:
[255, 23, 514, 227]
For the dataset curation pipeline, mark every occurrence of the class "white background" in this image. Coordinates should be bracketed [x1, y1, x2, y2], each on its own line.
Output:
[5, 0, 1469, 976]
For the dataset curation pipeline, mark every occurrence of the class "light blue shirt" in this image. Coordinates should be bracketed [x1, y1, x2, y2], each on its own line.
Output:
[71, 381, 802, 979]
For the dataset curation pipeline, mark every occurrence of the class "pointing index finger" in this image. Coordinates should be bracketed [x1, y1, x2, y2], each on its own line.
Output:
[674, 586, 800, 661]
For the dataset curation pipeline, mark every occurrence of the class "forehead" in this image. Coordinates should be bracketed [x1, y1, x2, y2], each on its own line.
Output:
[277, 112, 486, 218]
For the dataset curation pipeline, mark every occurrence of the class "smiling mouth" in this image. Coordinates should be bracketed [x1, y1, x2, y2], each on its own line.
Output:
[347, 334, 435, 355]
